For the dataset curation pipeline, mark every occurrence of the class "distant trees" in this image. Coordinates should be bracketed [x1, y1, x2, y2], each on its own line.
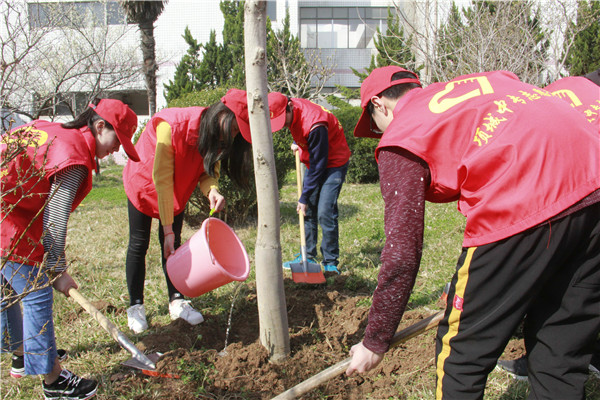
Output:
[266, 8, 333, 100]
[562, 0, 600, 77]
[164, 1, 333, 103]
[0, 1, 140, 128]
[369, 0, 599, 86]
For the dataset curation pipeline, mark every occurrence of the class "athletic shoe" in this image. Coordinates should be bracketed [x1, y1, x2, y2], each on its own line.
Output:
[169, 299, 204, 325]
[127, 304, 148, 334]
[11, 349, 67, 379]
[283, 253, 317, 269]
[496, 356, 528, 381]
[42, 369, 97, 400]
[590, 351, 600, 378]
[323, 264, 340, 274]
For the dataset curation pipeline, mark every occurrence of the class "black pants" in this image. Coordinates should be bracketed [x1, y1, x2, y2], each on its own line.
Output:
[125, 199, 185, 306]
[435, 202, 600, 400]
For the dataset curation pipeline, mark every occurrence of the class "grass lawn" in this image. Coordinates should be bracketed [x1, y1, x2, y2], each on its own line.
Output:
[2, 163, 599, 399]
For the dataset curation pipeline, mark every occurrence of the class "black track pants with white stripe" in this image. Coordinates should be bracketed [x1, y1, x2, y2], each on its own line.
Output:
[435, 202, 600, 400]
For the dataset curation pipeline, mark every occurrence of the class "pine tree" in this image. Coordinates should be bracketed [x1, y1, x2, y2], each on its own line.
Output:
[373, 8, 417, 71]
[220, 0, 245, 88]
[564, 0, 600, 76]
[164, 26, 202, 103]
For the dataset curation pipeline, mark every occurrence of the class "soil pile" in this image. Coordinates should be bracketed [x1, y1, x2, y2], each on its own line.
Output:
[111, 276, 452, 399]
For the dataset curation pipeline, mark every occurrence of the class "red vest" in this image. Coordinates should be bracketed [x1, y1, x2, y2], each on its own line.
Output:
[289, 98, 351, 168]
[376, 71, 600, 247]
[1, 121, 96, 264]
[545, 76, 600, 128]
[123, 107, 206, 218]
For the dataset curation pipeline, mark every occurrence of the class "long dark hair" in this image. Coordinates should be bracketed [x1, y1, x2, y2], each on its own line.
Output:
[198, 101, 252, 189]
[367, 71, 421, 115]
[61, 98, 113, 135]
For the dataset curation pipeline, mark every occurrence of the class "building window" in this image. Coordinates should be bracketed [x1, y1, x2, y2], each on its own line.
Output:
[28, 1, 129, 29]
[300, 7, 389, 49]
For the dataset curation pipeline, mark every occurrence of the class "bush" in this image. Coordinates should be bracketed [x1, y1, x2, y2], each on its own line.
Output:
[331, 106, 380, 184]
[170, 87, 292, 227]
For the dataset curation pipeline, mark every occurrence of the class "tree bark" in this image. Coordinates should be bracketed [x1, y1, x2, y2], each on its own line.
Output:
[244, 0, 290, 362]
[139, 20, 157, 116]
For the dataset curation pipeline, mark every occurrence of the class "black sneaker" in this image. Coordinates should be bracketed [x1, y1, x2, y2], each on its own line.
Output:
[496, 356, 528, 381]
[590, 351, 600, 379]
[42, 369, 97, 400]
[11, 349, 68, 379]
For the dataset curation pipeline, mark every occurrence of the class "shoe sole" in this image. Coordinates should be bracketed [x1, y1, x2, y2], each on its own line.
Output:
[44, 386, 97, 400]
[10, 369, 25, 379]
[11, 350, 68, 379]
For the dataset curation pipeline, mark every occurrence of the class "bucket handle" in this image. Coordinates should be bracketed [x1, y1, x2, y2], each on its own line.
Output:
[206, 217, 216, 265]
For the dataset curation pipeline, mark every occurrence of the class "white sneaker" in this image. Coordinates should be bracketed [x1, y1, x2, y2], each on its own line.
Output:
[127, 304, 148, 333]
[169, 299, 204, 325]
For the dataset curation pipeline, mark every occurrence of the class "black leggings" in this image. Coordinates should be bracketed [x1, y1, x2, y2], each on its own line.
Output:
[125, 199, 185, 306]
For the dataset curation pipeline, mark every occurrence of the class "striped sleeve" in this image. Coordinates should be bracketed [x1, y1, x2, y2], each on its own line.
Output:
[42, 165, 87, 273]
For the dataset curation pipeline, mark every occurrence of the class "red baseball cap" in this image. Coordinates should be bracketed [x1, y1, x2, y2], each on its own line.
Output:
[89, 99, 140, 162]
[221, 89, 288, 143]
[353, 66, 421, 138]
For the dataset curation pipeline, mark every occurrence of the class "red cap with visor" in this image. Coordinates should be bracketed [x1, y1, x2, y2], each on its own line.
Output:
[353, 66, 421, 138]
[221, 89, 288, 143]
[89, 99, 140, 162]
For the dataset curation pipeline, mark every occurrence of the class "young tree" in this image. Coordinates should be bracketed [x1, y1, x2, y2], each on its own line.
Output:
[1, 1, 140, 126]
[244, 0, 290, 362]
[119, 0, 167, 116]
[266, 8, 333, 100]
[163, 26, 203, 103]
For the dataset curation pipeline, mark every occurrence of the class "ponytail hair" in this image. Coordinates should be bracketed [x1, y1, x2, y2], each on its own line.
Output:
[61, 98, 113, 135]
[198, 102, 252, 189]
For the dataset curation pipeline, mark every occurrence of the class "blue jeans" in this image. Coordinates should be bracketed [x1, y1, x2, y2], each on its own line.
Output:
[304, 162, 348, 266]
[1, 261, 57, 375]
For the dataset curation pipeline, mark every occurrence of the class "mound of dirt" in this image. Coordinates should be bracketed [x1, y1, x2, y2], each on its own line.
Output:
[109, 276, 461, 399]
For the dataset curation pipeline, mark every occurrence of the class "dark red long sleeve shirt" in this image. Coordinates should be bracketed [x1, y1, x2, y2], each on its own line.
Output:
[363, 147, 430, 354]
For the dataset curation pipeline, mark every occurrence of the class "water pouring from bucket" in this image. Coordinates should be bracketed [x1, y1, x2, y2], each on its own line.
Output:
[166, 217, 250, 298]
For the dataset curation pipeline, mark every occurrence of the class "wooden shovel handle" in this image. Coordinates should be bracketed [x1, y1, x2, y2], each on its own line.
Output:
[68, 288, 123, 344]
[271, 310, 445, 400]
[295, 151, 307, 247]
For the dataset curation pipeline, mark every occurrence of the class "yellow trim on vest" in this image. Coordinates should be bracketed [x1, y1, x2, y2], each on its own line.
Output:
[435, 246, 477, 399]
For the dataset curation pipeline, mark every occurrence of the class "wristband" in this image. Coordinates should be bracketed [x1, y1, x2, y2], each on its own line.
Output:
[209, 185, 219, 192]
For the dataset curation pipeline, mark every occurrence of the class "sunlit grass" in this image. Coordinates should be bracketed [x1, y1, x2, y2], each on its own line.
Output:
[2, 164, 598, 400]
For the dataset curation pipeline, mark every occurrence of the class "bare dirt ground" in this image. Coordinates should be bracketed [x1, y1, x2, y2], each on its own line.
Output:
[106, 275, 458, 400]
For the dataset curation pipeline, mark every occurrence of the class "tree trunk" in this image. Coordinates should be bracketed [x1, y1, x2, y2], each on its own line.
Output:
[244, 0, 290, 362]
[138, 20, 157, 116]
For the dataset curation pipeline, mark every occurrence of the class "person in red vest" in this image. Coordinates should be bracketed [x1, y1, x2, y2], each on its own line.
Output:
[1, 98, 139, 400]
[347, 66, 600, 399]
[272, 96, 351, 274]
[122, 89, 287, 333]
[495, 69, 600, 380]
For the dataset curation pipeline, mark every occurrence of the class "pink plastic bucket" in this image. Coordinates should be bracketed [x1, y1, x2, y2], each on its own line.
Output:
[166, 217, 249, 298]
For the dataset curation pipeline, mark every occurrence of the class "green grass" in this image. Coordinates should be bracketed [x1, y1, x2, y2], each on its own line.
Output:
[2, 164, 598, 399]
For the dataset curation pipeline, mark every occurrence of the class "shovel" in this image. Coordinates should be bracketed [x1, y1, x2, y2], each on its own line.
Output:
[290, 151, 325, 284]
[68, 288, 177, 378]
[272, 310, 444, 399]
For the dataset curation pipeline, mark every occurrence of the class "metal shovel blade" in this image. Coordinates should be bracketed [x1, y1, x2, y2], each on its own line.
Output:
[290, 248, 325, 284]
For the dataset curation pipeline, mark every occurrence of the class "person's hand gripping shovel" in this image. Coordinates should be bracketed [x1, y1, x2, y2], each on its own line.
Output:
[289, 150, 326, 284]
